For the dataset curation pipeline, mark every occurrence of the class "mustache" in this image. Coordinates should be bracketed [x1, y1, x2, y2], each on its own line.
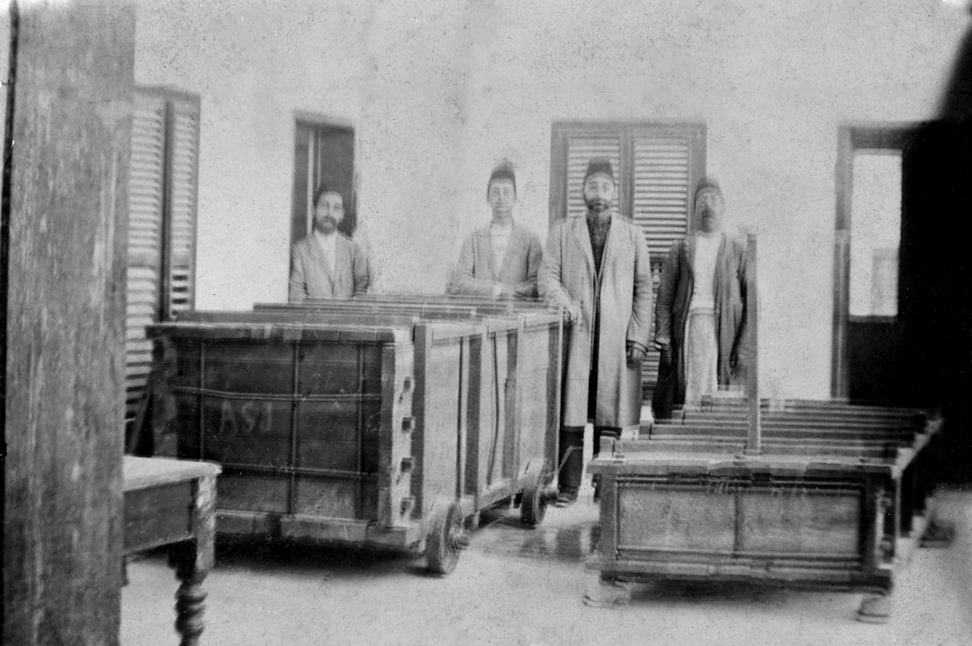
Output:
[586, 198, 610, 212]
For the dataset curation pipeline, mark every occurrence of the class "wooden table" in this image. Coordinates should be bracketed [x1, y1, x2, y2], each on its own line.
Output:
[124, 456, 221, 645]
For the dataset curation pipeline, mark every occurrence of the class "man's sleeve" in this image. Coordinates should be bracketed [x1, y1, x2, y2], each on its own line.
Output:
[288, 244, 307, 303]
[450, 233, 499, 297]
[626, 228, 653, 349]
[654, 242, 680, 347]
[538, 224, 573, 310]
[351, 240, 371, 297]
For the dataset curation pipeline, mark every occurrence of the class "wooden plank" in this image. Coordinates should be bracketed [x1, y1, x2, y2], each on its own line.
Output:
[123, 455, 220, 490]
[377, 341, 415, 529]
[3, 3, 134, 643]
[123, 482, 194, 552]
[745, 234, 760, 455]
[618, 485, 736, 553]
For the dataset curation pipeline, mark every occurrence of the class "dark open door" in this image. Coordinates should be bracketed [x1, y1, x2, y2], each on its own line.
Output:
[834, 122, 972, 478]
[833, 125, 915, 405]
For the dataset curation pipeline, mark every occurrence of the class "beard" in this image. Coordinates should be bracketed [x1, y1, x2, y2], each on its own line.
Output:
[315, 216, 338, 232]
[698, 208, 722, 232]
[585, 196, 610, 214]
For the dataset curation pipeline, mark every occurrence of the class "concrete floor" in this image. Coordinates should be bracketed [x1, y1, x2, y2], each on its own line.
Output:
[122, 478, 972, 646]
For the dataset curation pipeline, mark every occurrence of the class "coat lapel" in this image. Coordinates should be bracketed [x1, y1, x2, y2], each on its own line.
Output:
[309, 235, 336, 292]
[685, 234, 696, 280]
[569, 217, 595, 277]
[476, 229, 497, 281]
[334, 236, 351, 295]
[600, 213, 620, 276]
[497, 225, 524, 279]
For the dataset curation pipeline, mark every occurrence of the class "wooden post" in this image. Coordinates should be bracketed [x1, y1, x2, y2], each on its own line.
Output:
[3, 2, 134, 643]
[744, 234, 761, 456]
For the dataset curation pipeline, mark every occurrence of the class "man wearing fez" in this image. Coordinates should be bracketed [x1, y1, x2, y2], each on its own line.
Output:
[652, 177, 751, 419]
[450, 161, 543, 299]
[289, 184, 371, 302]
[539, 158, 653, 505]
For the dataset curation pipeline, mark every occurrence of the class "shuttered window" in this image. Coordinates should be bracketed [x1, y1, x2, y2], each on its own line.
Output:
[550, 122, 706, 402]
[565, 137, 623, 219]
[126, 87, 200, 432]
[290, 117, 355, 244]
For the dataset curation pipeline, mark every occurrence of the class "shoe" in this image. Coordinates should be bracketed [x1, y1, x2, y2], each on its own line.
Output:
[555, 489, 578, 507]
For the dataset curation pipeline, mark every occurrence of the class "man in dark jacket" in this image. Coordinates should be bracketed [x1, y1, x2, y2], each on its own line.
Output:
[652, 178, 750, 419]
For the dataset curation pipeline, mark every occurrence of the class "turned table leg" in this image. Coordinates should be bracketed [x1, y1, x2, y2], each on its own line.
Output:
[168, 474, 217, 646]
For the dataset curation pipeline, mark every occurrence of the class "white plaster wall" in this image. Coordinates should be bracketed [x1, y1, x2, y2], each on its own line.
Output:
[133, 0, 971, 399]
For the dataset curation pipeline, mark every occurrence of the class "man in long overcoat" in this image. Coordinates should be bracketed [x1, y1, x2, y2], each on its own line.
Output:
[652, 178, 750, 419]
[289, 184, 371, 302]
[539, 158, 653, 504]
[449, 161, 543, 298]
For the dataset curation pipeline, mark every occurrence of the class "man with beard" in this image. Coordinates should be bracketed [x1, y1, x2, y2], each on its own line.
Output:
[539, 158, 653, 505]
[450, 161, 543, 299]
[288, 184, 371, 302]
[651, 177, 751, 419]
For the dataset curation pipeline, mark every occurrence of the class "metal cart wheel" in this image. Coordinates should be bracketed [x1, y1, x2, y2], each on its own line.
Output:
[519, 480, 547, 528]
[426, 501, 467, 575]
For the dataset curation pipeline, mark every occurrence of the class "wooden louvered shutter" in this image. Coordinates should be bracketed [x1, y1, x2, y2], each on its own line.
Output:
[126, 91, 167, 426]
[565, 135, 624, 219]
[550, 122, 706, 406]
[163, 94, 200, 319]
[630, 125, 706, 400]
[125, 87, 200, 435]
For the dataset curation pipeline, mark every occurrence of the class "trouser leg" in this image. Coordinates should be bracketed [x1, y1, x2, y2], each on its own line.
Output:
[591, 426, 620, 502]
[558, 426, 585, 498]
[592, 426, 621, 459]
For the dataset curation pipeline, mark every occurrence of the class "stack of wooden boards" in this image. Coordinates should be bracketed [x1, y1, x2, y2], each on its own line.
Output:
[147, 295, 564, 574]
[587, 397, 943, 618]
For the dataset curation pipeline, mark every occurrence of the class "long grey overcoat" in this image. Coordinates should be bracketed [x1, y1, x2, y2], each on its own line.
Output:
[539, 213, 653, 428]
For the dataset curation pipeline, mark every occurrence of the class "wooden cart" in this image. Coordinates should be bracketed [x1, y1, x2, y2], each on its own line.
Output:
[586, 397, 944, 620]
[255, 298, 565, 527]
[585, 233, 949, 619]
[148, 300, 562, 574]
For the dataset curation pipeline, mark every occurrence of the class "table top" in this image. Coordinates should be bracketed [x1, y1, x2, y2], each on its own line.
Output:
[123, 456, 221, 492]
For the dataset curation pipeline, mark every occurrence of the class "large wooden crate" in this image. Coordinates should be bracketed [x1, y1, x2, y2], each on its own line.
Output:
[587, 398, 943, 617]
[257, 297, 565, 525]
[148, 299, 564, 571]
[148, 310, 424, 550]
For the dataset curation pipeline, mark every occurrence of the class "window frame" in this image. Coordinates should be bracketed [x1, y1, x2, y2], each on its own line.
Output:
[831, 122, 917, 398]
[548, 120, 706, 227]
[548, 120, 707, 398]
[126, 85, 201, 442]
[290, 112, 355, 246]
